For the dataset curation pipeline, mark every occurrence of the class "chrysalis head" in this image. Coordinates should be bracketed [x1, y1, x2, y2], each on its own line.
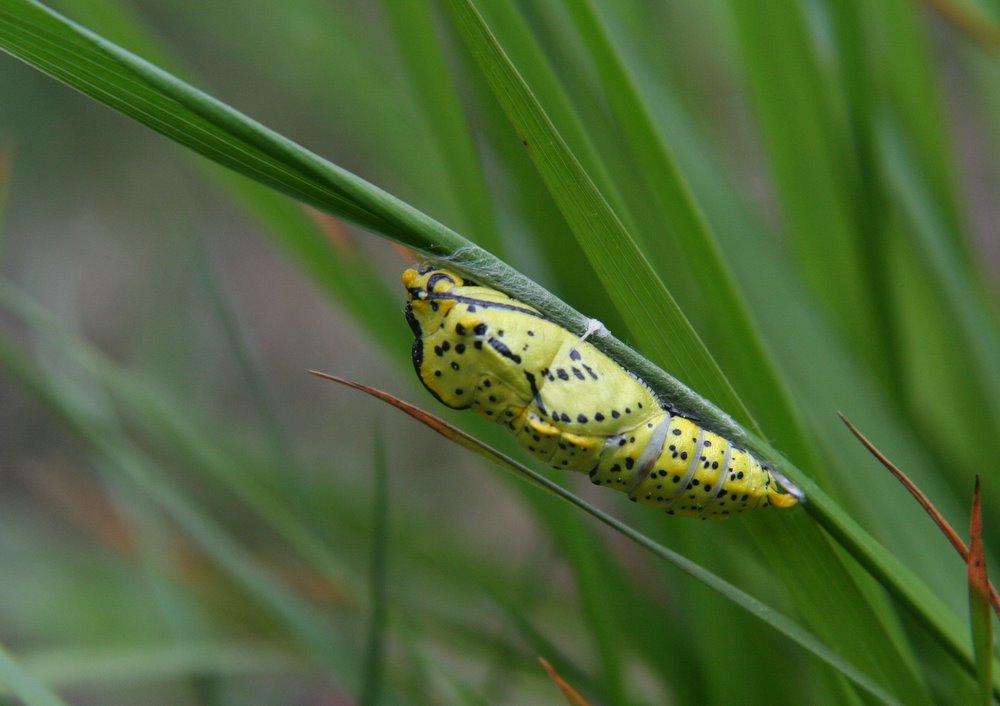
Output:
[402, 267, 465, 337]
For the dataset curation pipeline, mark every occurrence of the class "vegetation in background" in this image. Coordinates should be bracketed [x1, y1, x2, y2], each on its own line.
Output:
[0, 0, 998, 703]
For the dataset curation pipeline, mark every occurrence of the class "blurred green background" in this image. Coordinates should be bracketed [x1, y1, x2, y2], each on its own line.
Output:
[1, 0, 999, 704]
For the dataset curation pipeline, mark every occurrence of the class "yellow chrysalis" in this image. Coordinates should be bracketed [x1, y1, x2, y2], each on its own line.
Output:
[403, 266, 798, 519]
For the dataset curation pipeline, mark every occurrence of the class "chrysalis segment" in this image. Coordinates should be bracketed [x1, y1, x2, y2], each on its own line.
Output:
[403, 266, 799, 519]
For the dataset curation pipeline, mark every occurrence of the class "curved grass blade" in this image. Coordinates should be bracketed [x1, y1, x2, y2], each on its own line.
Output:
[440, 0, 751, 428]
[558, 0, 816, 468]
[840, 414, 1000, 617]
[538, 657, 591, 706]
[0, 0, 735, 434]
[308, 370, 902, 706]
[435, 2, 971, 701]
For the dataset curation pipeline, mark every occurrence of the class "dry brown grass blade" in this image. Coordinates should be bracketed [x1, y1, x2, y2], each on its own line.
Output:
[839, 413, 1000, 618]
[967, 476, 994, 704]
[969, 477, 989, 602]
[538, 656, 592, 706]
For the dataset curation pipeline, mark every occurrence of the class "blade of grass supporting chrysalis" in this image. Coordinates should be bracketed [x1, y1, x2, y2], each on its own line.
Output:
[0, 0, 784, 458]
[0, 642, 70, 706]
[0, 0, 728, 433]
[968, 478, 994, 705]
[360, 426, 390, 706]
[308, 371, 903, 705]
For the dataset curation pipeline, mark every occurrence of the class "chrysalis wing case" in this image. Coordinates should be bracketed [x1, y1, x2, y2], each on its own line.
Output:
[403, 266, 799, 519]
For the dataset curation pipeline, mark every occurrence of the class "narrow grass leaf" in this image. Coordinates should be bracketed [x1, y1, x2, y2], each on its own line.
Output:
[840, 414, 1000, 616]
[441, 0, 751, 427]
[557, 0, 816, 467]
[726, 0, 882, 368]
[308, 370, 902, 705]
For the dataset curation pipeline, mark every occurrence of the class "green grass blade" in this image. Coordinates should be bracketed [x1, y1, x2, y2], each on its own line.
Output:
[325, 372, 901, 705]
[53, 0, 407, 355]
[436, 2, 965, 701]
[557, 0, 818, 471]
[441, 0, 752, 427]
[0, 0, 743, 446]
[0, 642, 70, 706]
[726, 0, 882, 369]
[2, 2, 994, 697]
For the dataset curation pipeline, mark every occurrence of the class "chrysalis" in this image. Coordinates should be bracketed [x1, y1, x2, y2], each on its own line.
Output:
[403, 266, 799, 519]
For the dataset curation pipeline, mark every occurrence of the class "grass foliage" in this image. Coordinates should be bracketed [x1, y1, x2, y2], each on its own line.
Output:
[0, 0, 999, 703]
